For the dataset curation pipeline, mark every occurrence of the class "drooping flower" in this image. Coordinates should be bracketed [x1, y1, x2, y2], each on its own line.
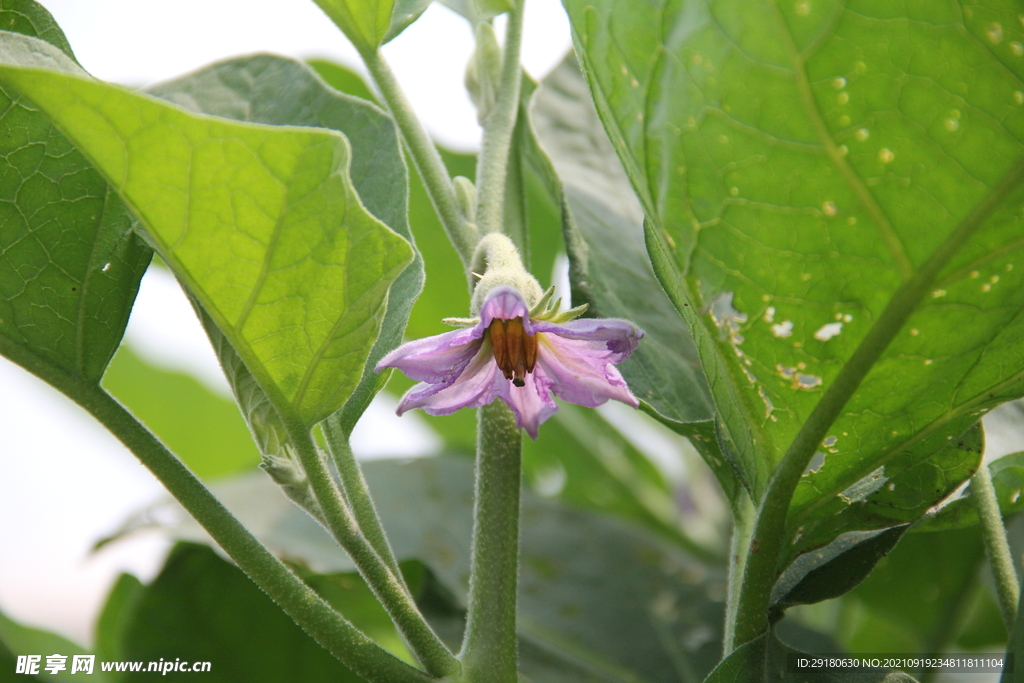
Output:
[376, 284, 643, 439]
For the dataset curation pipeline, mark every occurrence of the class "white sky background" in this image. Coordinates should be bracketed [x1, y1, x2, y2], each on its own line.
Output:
[0, 0, 572, 646]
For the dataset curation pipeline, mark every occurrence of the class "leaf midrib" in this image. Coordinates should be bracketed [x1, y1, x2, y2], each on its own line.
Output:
[779, 154, 1024, 524]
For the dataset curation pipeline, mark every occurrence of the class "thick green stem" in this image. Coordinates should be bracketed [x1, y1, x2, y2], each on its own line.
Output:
[321, 417, 402, 578]
[0, 341, 429, 683]
[732, 157, 1024, 647]
[473, 1, 526, 237]
[722, 491, 756, 654]
[361, 47, 478, 267]
[459, 401, 522, 682]
[281, 414, 459, 678]
[971, 463, 1020, 630]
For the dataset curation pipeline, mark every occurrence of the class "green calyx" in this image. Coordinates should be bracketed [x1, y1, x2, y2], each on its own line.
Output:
[444, 286, 587, 328]
[469, 234, 543, 314]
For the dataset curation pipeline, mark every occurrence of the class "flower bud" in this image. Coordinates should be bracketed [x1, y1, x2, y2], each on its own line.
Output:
[470, 234, 543, 314]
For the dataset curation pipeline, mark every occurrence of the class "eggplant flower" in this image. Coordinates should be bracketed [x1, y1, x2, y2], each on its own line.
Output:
[376, 285, 643, 438]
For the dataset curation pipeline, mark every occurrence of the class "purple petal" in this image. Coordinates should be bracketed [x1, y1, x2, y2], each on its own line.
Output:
[532, 317, 643, 361]
[376, 327, 483, 384]
[397, 344, 506, 416]
[479, 286, 534, 333]
[501, 372, 558, 439]
[535, 333, 639, 408]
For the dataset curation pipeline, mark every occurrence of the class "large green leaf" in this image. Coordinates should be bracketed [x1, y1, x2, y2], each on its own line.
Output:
[147, 456, 727, 683]
[101, 346, 259, 479]
[147, 54, 422, 436]
[0, 4, 150, 383]
[530, 55, 714, 426]
[563, 0, 1024, 524]
[838, 525, 990, 655]
[524, 401, 723, 560]
[114, 543, 367, 682]
[0, 35, 413, 427]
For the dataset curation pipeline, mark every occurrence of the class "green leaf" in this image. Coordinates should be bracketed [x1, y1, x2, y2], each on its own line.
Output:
[151, 456, 727, 683]
[564, 0, 1024, 525]
[116, 543, 367, 682]
[917, 449, 1024, 531]
[785, 422, 982, 561]
[148, 54, 423, 436]
[0, 36, 413, 427]
[839, 525, 987, 655]
[0, 10, 150, 384]
[101, 346, 260, 479]
[94, 573, 144, 668]
[524, 402, 721, 560]
[0, 0, 74, 59]
[438, 0, 511, 21]
[772, 526, 906, 611]
[706, 630, 915, 683]
[529, 55, 713, 426]
[383, 0, 434, 43]
[307, 59, 378, 104]
[313, 0, 395, 52]
[0, 604, 111, 682]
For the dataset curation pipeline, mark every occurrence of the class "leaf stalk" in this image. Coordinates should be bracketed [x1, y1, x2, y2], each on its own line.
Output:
[360, 47, 479, 268]
[970, 462, 1020, 630]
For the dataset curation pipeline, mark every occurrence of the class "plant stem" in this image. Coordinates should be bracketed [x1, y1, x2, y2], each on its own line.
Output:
[731, 156, 1024, 647]
[722, 490, 756, 655]
[971, 463, 1020, 630]
[321, 416, 403, 577]
[281, 413, 460, 678]
[0, 341, 430, 683]
[460, 401, 522, 682]
[473, 1, 526, 237]
[361, 47, 478, 268]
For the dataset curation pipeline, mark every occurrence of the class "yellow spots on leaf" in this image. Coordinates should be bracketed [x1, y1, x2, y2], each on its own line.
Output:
[822, 200, 837, 216]
[856, 128, 869, 141]
[878, 148, 894, 164]
[832, 77, 846, 89]
[987, 23, 1003, 44]
[837, 92, 849, 105]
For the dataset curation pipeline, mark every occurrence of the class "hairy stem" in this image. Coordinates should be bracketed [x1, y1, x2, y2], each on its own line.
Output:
[361, 47, 478, 267]
[971, 463, 1020, 630]
[0, 341, 429, 683]
[460, 401, 522, 682]
[321, 416, 403, 577]
[723, 490, 756, 654]
[473, 1, 526, 237]
[281, 414, 459, 678]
